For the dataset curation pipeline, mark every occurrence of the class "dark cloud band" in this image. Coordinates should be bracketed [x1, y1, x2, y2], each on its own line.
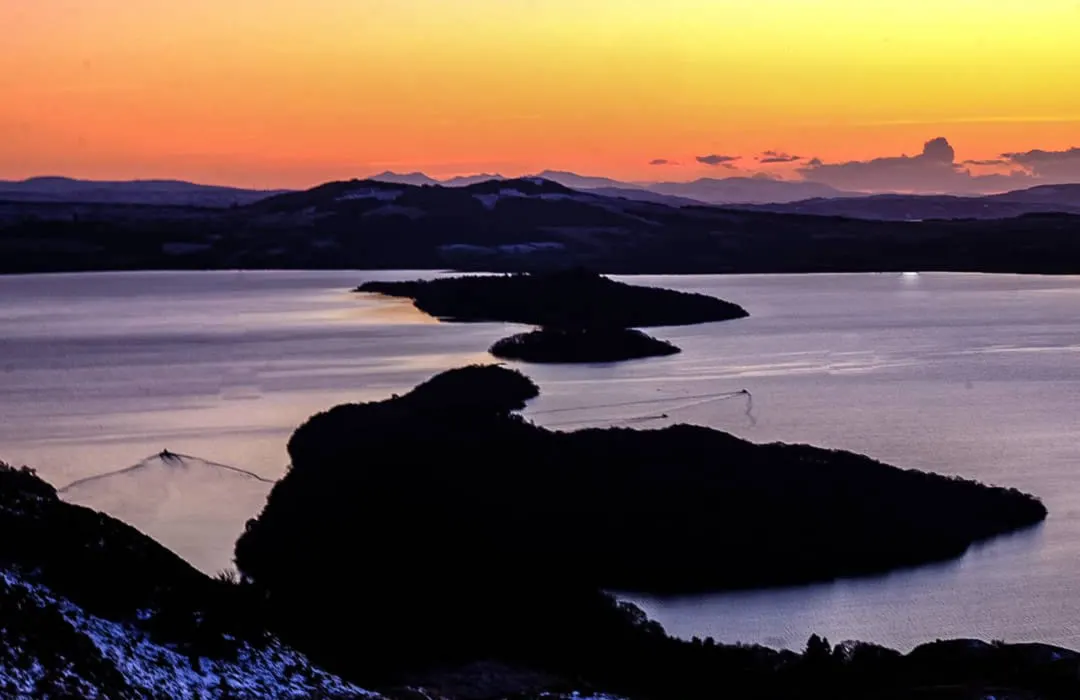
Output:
[696, 154, 741, 167]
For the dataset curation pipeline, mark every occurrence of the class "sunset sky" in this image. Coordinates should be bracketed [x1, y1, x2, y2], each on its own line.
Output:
[2, 0, 1079, 190]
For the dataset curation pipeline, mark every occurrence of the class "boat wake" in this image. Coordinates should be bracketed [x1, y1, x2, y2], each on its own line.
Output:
[534, 389, 757, 429]
[59, 452, 275, 575]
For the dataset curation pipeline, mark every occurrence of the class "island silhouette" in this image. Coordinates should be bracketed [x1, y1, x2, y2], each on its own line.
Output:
[357, 269, 748, 362]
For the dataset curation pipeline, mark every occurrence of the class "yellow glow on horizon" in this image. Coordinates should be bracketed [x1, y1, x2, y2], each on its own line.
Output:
[2, 0, 1078, 186]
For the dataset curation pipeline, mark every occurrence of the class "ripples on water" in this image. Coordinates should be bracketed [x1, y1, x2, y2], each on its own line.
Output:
[1, 270, 1079, 651]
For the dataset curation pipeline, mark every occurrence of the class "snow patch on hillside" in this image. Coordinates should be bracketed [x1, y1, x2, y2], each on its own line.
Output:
[473, 188, 527, 209]
[337, 188, 403, 202]
[1, 569, 380, 699]
[0, 654, 47, 698]
[538, 193, 582, 202]
[474, 193, 500, 210]
[474, 189, 593, 210]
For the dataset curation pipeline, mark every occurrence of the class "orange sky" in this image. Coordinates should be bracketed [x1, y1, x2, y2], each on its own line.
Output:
[2, 0, 1079, 188]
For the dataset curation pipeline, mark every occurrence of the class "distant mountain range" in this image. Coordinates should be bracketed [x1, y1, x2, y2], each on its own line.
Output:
[4, 173, 1080, 221]
[364, 170, 1080, 216]
[367, 169, 854, 205]
[0, 177, 287, 207]
[646, 177, 850, 205]
[735, 184, 1080, 220]
[4, 175, 1080, 276]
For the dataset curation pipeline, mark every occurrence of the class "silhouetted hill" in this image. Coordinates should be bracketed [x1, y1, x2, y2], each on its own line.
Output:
[462, 176, 580, 196]
[368, 171, 441, 187]
[381, 169, 856, 204]
[17, 173, 1077, 217]
[534, 170, 636, 190]
[526, 171, 855, 205]
[991, 183, 1080, 206]
[648, 176, 851, 204]
[370, 172, 510, 187]
[244, 178, 408, 213]
[5, 177, 1080, 274]
[588, 186, 705, 206]
[0, 177, 284, 207]
[369, 171, 1080, 212]
[738, 187, 1080, 220]
[442, 173, 507, 187]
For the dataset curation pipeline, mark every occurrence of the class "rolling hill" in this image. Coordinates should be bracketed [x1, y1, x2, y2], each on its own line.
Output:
[0, 177, 286, 207]
[737, 184, 1080, 220]
[2, 176, 1080, 275]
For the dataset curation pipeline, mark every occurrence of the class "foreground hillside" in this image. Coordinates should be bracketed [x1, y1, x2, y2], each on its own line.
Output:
[3, 178, 1080, 274]
[0, 461, 375, 699]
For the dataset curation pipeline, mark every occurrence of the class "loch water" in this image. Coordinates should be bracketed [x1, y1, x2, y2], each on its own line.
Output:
[2, 270, 1079, 651]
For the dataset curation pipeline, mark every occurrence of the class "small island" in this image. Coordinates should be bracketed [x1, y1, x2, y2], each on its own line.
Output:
[490, 327, 681, 363]
[356, 268, 748, 363]
[356, 268, 749, 328]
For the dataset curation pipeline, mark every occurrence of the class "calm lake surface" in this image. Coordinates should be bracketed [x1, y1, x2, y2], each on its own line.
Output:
[2, 270, 1079, 652]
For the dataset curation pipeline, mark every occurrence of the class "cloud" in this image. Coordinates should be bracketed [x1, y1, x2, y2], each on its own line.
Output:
[696, 154, 741, 168]
[649, 158, 675, 166]
[921, 136, 956, 163]
[798, 137, 1034, 194]
[758, 151, 803, 164]
[1001, 147, 1080, 181]
[964, 159, 1009, 167]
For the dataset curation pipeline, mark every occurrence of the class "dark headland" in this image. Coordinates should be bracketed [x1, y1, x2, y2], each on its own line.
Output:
[0, 366, 1068, 698]
[231, 365, 1050, 698]
[357, 269, 748, 362]
[239, 364, 1045, 595]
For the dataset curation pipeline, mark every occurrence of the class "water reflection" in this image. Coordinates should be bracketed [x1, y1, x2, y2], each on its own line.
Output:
[60, 452, 274, 575]
[624, 524, 1050, 652]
